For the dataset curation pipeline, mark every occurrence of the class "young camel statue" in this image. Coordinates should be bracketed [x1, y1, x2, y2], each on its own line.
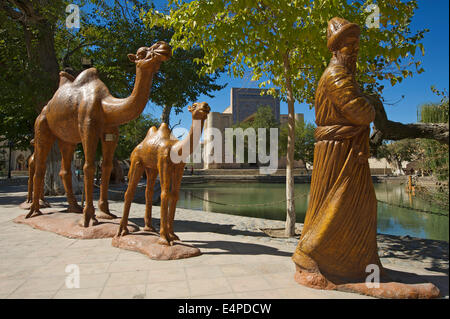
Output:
[117, 102, 210, 245]
[27, 41, 171, 227]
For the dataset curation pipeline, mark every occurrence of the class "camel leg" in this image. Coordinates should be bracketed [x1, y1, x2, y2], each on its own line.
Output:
[97, 128, 119, 219]
[79, 125, 100, 227]
[58, 140, 82, 213]
[26, 156, 34, 203]
[143, 168, 158, 232]
[38, 188, 49, 207]
[167, 165, 184, 242]
[26, 116, 55, 218]
[157, 159, 172, 246]
[25, 155, 49, 208]
[117, 156, 144, 236]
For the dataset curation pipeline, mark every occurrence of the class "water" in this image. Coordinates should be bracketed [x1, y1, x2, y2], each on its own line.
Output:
[177, 182, 449, 242]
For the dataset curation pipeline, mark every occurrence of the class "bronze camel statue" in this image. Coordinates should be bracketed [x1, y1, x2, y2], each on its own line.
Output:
[27, 41, 172, 227]
[117, 102, 210, 245]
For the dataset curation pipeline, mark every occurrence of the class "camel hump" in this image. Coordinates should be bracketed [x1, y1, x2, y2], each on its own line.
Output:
[59, 71, 75, 86]
[159, 123, 169, 131]
[73, 67, 99, 86]
[145, 126, 158, 138]
[59, 71, 75, 81]
[158, 123, 171, 138]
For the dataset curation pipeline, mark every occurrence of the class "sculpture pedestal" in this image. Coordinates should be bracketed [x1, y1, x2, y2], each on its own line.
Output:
[13, 211, 139, 239]
[294, 267, 440, 299]
[112, 231, 201, 260]
[335, 281, 440, 299]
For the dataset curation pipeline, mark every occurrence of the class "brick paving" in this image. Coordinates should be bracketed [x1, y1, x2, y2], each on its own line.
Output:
[0, 183, 447, 299]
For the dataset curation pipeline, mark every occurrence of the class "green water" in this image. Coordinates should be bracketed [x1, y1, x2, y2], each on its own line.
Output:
[178, 182, 449, 242]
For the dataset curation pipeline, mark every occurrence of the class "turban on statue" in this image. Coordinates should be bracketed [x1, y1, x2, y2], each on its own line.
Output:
[327, 17, 360, 52]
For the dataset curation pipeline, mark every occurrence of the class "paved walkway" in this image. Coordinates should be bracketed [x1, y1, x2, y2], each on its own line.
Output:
[0, 184, 448, 299]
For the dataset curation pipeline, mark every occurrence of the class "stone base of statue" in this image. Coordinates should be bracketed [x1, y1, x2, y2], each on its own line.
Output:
[112, 231, 201, 260]
[13, 211, 139, 239]
[19, 200, 51, 210]
[294, 266, 440, 299]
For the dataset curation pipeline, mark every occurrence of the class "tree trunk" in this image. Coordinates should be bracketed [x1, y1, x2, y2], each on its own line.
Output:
[110, 158, 125, 184]
[36, 26, 71, 196]
[44, 142, 64, 195]
[283, 51, 296, 237]
[43, 141, 81, 196]
[368, 95, 449, 151]
[3, 1, 82, 196]
[22, 3, 81, 195]
[161, 104, 172, 125]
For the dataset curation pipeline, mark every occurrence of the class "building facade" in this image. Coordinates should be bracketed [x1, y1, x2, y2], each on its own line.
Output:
[200, 88, 304, 169]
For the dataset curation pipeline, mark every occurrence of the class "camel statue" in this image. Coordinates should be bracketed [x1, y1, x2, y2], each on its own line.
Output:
[26, 41, 172, 228]
[116, 102, 210, 245]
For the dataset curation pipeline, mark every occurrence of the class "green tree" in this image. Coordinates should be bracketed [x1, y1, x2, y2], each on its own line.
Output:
[279, 121, 316, 169]
[82, 1, 226, 126]
[148, 0, 429, 236]
[377, 139, 419, 175]
[416, 88, 449, 181]
[1, 0, 75, 193]
[115, 114, 160, 160]
[0, 1, 66, 150]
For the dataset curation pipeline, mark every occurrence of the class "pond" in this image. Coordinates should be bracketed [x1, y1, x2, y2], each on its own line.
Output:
[177, 182, 449, 242]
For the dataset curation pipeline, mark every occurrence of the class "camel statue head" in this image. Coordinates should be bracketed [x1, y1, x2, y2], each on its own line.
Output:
[128, 41, 172, 70]
[188, 102, 210, 121]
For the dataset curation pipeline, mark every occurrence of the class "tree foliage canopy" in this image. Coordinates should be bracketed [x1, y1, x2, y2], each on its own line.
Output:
[416, 89, 449, 181]
[0, 0, 225, 151]
[81, 1, 226, 124]
[115, 114, 160, 161]
[147, 0, 427, 104]
[376, 139, 419, 170]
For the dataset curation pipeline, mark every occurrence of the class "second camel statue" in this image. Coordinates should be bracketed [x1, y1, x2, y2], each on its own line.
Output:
[117, 102, 210, 245]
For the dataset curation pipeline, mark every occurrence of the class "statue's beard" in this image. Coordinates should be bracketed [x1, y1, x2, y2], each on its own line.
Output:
[336, 52, 357, 74]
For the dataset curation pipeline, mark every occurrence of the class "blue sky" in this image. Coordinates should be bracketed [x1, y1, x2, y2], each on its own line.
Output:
[144, 0, 449, 131]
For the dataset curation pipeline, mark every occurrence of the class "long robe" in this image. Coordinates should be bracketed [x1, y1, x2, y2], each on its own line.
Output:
[292, 58, 382, 282]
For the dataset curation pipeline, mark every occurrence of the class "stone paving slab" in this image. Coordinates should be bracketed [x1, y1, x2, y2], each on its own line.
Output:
[0, 184, 448, 299]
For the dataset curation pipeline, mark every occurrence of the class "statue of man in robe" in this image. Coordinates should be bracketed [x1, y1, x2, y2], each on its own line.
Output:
[292, 16, 381, 288]
[291, 18, 440, 298]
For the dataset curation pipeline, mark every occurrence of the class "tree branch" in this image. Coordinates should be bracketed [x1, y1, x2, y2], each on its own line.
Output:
[61, 41, 98, 67]
[170, 119, 182, 133]
[6, 0, 45, 24]
[1, 1, 24, 21]
[368, 95, 449, 149]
